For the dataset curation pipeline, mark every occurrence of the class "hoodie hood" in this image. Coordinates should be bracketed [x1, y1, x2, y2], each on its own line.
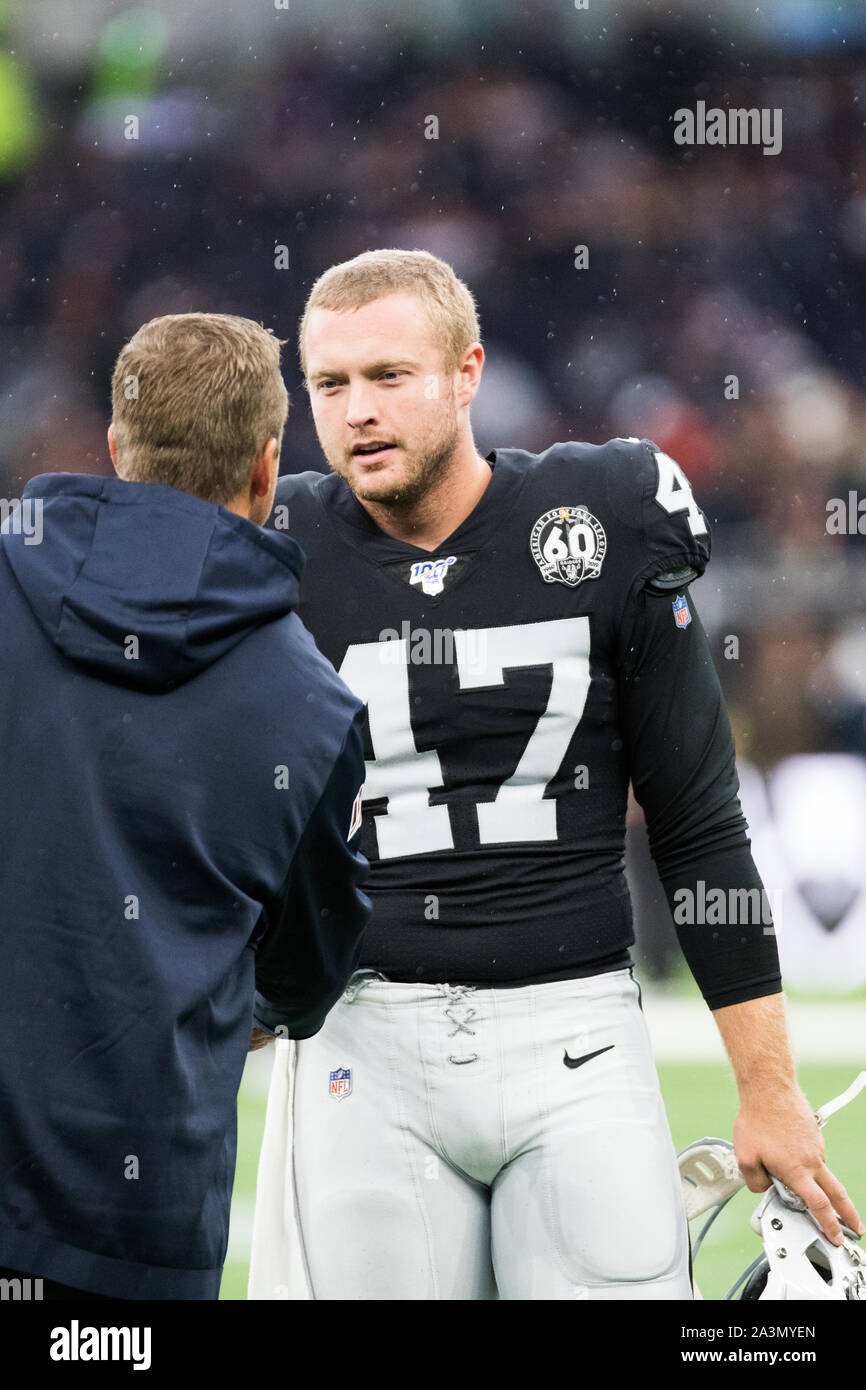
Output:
[1, 474, 305, 692]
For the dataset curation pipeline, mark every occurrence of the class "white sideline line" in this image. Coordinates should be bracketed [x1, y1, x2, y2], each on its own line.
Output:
[241, 1046, 275, 1097]
[227, 1197, 255, 1263]
[642, 992, 866, 1064]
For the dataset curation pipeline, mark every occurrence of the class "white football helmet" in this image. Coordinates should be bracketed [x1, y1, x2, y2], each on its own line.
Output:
[679, 1072, 866, 1301]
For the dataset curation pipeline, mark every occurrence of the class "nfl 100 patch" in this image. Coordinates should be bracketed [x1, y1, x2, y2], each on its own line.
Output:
[530, 506, 607, 587]
[409, 554, 457, 596]
[329, 1066, 352, 1101]
[672, 594, 692, 628]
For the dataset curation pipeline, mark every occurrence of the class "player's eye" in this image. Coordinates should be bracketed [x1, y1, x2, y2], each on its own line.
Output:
[380, 371, 404, 382]
[315, 380, 339, 392]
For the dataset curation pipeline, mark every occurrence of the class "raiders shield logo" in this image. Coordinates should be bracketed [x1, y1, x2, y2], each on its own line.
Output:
[530, 506, 607, 587]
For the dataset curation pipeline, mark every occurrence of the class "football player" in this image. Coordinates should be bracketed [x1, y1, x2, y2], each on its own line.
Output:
[248, 249, 863, 1300]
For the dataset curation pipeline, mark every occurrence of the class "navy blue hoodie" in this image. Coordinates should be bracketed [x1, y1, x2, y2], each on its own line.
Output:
[0, 473, 371, 1299]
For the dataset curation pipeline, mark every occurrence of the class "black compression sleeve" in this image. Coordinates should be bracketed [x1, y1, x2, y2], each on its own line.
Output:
[618, 586, 782, 1010]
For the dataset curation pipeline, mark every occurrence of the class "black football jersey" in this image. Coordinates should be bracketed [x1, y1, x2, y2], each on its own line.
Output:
[268, 437, 781, 1006]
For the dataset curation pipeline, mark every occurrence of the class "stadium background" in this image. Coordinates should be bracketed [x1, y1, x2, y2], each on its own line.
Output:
[2, 0, 864, 1299]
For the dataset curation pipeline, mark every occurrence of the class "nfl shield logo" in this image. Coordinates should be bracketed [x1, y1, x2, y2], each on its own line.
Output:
[672, 594, 692, 628]
[329, 1066, 352, 1101]
[409, 554, 457, 596]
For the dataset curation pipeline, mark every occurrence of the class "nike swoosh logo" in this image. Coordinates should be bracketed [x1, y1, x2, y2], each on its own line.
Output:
[563, 1045, 615, 1070]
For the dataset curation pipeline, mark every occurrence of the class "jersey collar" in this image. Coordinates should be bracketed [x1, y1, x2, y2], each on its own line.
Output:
[315, 448, 530, 559]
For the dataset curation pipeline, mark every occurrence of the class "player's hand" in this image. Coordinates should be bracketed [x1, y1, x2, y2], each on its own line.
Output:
[248, 1026, 275, 1052]
[733, 1085, 865, 1245]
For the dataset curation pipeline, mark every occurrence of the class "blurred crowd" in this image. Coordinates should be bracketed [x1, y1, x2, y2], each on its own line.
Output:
[2, 7, 865, 984]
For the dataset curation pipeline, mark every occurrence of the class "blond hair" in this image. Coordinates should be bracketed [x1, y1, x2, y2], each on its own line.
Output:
[111, 313, 289, 504]
[299, 248, 481, 377]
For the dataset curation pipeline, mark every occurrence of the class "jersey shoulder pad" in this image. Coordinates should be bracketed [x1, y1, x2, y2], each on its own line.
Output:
[272, 469, 326, 506]
[600, 436, 711, 588]
[268, 470, 328, 534]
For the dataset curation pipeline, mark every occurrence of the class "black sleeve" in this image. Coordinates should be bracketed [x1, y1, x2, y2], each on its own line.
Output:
[252, 707, 373, 1039]
[618, 586, 782, 1011]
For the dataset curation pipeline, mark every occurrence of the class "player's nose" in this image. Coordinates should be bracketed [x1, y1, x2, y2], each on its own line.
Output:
[344, 383, 378, 429]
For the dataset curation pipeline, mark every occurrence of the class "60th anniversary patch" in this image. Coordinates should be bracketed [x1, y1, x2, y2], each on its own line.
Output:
[530, 506, 607, 587]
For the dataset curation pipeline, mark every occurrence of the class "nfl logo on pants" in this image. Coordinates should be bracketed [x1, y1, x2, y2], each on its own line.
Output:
[329, 1066, 352, 1101]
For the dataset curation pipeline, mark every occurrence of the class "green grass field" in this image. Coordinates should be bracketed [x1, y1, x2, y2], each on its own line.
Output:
[220, 1058, 865, 1300]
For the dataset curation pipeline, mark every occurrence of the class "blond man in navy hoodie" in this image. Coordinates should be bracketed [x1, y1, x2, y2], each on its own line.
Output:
[0, 313, 371, 1300]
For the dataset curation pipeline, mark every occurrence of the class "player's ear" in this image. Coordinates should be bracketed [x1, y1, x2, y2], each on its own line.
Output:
[107, 423, 119, 472]
[456, 342, 484, 407]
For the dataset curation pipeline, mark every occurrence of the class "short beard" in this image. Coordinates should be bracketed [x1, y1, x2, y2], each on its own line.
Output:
[330, 395, 460, 513]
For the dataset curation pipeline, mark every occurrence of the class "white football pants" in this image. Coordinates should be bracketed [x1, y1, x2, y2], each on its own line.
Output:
[248, 967, 692, 1300]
